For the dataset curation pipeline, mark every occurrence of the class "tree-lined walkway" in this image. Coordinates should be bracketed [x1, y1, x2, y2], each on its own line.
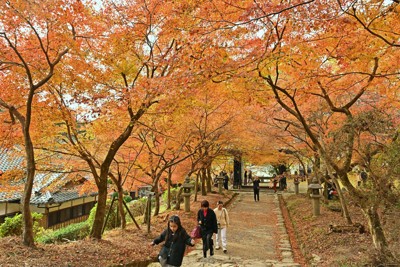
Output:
[149, 191, 301, 266]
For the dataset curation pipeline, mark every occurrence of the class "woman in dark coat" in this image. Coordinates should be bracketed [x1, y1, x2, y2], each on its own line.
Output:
[151, 215, 194, 266]
[197, 200, 218, 258]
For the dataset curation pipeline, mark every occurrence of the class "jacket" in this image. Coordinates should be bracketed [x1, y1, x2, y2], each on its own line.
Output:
[253, 179, 260, 189]
[213, 207, 229, 228]
[197, 208, 218, 235]
[153, 228, 193, 266]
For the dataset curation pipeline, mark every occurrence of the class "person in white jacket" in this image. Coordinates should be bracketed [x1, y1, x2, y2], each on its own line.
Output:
[213, 200, 230, 253]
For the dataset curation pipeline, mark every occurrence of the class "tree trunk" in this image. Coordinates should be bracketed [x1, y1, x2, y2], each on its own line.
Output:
[117, 186, 126, 229]
[166, 170, 172, 210]
[22, 131, 35, 247]
[153, 184, 160, 216]
[325, 165, 353, 224]
[206, 165, 212, 193]
[328, 169, 353, 225]
[362, 205, 395, 262]
[194, 172, 199, 202]
[144, 196, 151, 225]
[90, 181, 108, 239]
[201, 168, 207, 196]
[334, 178, 352, 224]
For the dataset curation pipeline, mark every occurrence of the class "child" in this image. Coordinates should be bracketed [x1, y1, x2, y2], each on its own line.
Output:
[150, 215, 195, 267]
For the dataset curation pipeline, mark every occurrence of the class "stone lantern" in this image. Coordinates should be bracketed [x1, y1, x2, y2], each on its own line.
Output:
[308, 180, 323, 216]
[215, 175, 224, 194]
[182, 176, 194, 212]
[294, 177, 300, 194]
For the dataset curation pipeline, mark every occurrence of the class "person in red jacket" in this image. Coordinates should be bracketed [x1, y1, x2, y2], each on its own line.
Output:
[197, 200, 218, 258]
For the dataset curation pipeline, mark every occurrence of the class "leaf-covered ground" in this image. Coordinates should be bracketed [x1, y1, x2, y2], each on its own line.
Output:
[0, 193, 228, 267]
[282, 194, 400, 267]
[0, 191, 399, 266]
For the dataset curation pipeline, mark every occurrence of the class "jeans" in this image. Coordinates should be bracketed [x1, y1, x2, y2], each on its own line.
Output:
[202, 232, 214, 256]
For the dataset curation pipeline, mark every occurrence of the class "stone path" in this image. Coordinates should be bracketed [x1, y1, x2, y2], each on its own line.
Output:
[148, 191, 301, 267]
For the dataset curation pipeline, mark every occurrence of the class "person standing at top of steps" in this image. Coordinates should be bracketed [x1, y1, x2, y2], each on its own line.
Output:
[253, 176, 260, 201]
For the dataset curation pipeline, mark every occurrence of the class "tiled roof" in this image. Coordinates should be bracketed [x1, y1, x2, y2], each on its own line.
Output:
[0, 171, 68, 203]
[32, 172, 65, 193]
[0, 147, 97, 204]
[0, 191, 21, 202]
[30, 190, 97, 205]
[0, 148, 24, 171]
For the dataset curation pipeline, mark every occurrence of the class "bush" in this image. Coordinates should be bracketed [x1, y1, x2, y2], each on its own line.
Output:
[87, 200, 122, 231]
[0, 213, 43, 238]
[124, 195, 133, 203]
[162, 187, 180, 204]
[37, 221, 90, 244]
[127, 198, 147, 218]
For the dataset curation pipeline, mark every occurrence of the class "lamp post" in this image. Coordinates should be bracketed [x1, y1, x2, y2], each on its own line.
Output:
[182, 176, 194, 212]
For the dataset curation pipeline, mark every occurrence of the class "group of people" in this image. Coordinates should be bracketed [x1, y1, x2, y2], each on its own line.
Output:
[150, 199, 230, 266]
[213, 171, 230, 190]
[272, 173, 287, 193]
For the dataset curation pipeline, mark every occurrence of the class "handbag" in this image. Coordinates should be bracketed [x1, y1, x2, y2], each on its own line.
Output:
[191, 225, 202, 239]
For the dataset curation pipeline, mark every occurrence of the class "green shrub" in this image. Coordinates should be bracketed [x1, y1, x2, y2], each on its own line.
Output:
[87, 200, 121, 231]
[37, 221, 90, 244]
[0, 213, 43, 238]
[162, 187, 180, 204]
[123, 195, 133, 203]
[127, 198, 147, 218]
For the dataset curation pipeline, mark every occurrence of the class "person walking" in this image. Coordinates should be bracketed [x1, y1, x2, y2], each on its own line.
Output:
[213, 200, 230, 253]
[150, 215, 195, 267]
[223, 172, 229, 190]
[272, 175, 279, 193]
[197, 200, 218, 258]
[253, 176, 260, 201]
[248, 170, 253, 184]
[272, 175, 278, 193]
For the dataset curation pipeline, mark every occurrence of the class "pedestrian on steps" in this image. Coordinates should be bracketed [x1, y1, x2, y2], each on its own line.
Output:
[253, 176, 260, 201]
[150, 215, 195, 267]
[197, 200, 218, 258]
[214, 200, 230, 253]
[273, 175, 278, 193]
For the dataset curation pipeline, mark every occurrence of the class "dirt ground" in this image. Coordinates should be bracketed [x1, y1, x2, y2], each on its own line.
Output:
[0, 191, 399, 266]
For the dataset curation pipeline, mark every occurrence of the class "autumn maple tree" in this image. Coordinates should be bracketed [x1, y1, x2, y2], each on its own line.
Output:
[247, 0, 399, 261]
[38, 0, 213, 239]
[0, 0, 83, 246]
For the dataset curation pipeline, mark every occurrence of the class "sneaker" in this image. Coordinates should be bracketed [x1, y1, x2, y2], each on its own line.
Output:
[223, 249, 227, 253]
[215, 246, 220, 250]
